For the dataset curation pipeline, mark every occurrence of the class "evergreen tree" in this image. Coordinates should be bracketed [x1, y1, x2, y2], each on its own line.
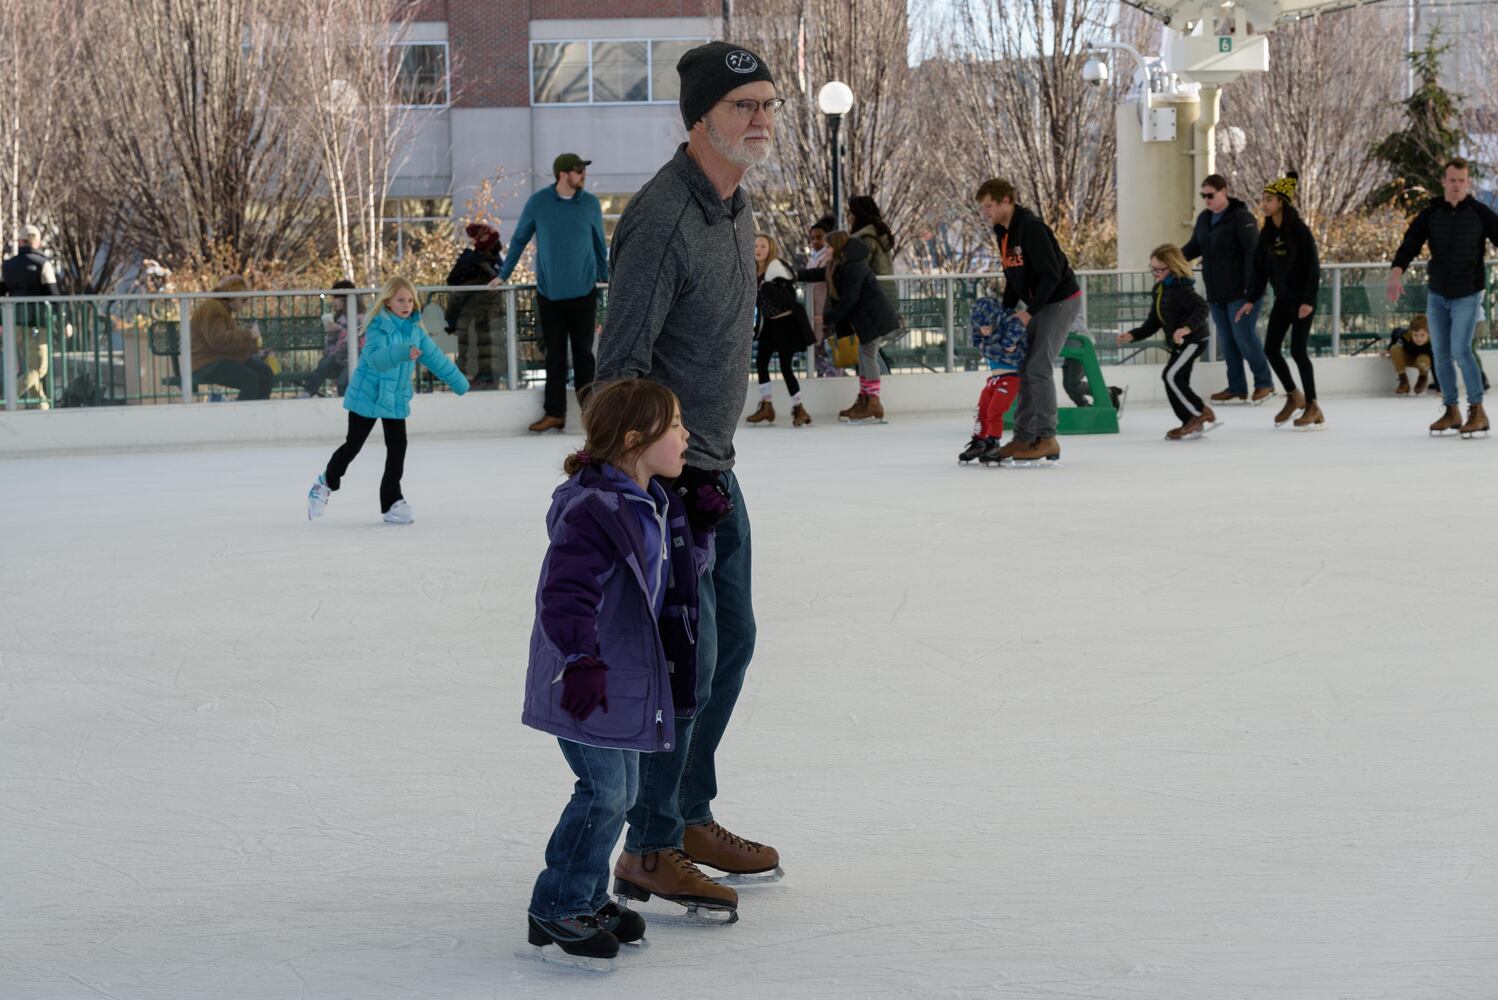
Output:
[1368, 34, 1471, 212]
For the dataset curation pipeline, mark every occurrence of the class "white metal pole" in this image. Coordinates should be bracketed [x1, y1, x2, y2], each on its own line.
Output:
[505, 288, 519, 391]
[177, 297, 194, 405]
[2, 301, 17, 411]
[1331, 269, 1342, 356]
[944, 278, 955, 372]
[345, 292, 360, 374]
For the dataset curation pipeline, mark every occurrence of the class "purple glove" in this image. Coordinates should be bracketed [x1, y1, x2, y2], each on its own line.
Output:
[674, 466, 734, 533]
[560, 657, 609, 721]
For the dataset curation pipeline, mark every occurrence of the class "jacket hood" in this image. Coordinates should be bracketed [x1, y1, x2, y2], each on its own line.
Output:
[853, 224, 893, 250]
[841, 238, 870, 263]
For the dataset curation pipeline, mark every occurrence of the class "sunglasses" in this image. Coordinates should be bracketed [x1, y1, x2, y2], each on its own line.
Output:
[1200, 191, 1221, 199]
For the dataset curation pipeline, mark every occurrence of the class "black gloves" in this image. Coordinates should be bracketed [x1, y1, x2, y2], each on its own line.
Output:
[673, 465, 734, 533]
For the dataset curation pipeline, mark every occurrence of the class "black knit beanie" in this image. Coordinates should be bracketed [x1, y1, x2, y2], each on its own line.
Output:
[677, 42, 775, 129]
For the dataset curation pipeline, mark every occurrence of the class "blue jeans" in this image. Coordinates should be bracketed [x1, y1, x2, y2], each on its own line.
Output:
[1427, 291, 1484, 406]
[1208, 299, 1273, 395]
[529, 739, 639, 921]
[624, 471, 757, 855]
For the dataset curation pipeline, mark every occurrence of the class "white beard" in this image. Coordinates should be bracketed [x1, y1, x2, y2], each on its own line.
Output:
[706, 117, 771, 168]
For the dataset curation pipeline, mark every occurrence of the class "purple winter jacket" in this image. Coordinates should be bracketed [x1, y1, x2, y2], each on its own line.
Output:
[522, 464, 710, 753]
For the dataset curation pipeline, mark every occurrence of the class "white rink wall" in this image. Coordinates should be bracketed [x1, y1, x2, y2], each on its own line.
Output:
[5, 352, 1494, 459]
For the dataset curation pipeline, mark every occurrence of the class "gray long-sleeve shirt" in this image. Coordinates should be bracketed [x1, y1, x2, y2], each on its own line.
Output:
[596, 144, 756, 472]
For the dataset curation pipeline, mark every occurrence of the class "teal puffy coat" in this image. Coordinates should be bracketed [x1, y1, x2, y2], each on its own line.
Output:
[344, 309, 469, 419]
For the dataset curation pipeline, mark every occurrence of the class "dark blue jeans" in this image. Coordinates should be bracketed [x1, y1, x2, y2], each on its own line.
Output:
[1209, 299, 1273, 395]
[624, 471, 757, 854]
[530, 739, 639, 921]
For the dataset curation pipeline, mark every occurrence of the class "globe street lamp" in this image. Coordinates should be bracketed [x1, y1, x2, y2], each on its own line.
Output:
[817, 81, 854, 231]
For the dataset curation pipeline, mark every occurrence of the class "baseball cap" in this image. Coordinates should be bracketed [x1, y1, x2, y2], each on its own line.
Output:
[553, 153, 592, 176]
[19, 223, 41, 243]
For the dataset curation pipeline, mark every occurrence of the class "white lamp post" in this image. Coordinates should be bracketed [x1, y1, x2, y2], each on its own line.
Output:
[817, 81, 854, 230]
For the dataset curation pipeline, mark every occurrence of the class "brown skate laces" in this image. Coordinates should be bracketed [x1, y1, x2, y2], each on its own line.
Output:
[705, 822, 764, 854]
[666, 848, 716, 880]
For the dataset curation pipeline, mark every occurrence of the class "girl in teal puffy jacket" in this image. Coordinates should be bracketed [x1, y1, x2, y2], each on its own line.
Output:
[307, 276, 469, 524]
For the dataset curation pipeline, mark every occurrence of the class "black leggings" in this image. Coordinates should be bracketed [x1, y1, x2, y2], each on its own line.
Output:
[755, 333, 801, 397]
[325, 412, 407, 513]
[1264, 300, 1317, 401]
[1162, 342, 1205, 422]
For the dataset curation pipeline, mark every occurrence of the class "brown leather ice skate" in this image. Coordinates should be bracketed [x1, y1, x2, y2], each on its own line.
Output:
[1430, 404, 1463, 435]
[837, 393, 867, 421]
[683, 821, 781, 876]
[791, 404, 812, 427]
[1395, 373, 1411, 396]
[1293, 399, 1325, 429]
[1273, 389, 1305, 427]
[1250, 387, 1275, 404]
[745, 400, 775, 425]
[1210, 389, 1245, 403]
[528, 414, 565, 433]
[1459, 403, 1489, 438]
[613, 849, 738, 913]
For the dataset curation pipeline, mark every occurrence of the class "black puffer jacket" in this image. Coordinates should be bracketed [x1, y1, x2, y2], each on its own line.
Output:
[1391, 195, 1498, 300]
[1127, 276, 1210, 348]
[1246, 206, 1320, 310]
[821, 238, 901, 343]
[443, 247, 502, 331]
[1181, 197, 1259, 304]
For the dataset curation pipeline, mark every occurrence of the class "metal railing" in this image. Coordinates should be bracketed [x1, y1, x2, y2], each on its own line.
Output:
[3, 263, 1493, 411]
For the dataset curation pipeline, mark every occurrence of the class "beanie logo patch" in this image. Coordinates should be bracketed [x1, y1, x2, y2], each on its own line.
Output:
[725, 49, 759, 74]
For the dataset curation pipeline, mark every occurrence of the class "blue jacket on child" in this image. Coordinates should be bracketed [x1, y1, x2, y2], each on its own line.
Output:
[970, 297, 1028, 373]
[522, 463, 711, 753]
[344, 309, 469, 420]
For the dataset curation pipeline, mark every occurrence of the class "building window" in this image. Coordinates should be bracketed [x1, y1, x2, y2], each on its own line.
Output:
[649, 40, 698, 102]
[531, 39, 708, 106]
[592, 41, 648, 102]
[532, 41, 590, 104]
[382, 197, 453, 259]
[393, 43, 449, 106]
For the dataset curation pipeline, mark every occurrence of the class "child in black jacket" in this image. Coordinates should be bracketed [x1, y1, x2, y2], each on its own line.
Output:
[1238, 172, 1324, 428]
[1118, 244, 1215, 440]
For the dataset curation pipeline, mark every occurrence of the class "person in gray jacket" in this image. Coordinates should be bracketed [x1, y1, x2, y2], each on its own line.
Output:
[1182, 174, 1275, 405]
[595, 40, 783, 923]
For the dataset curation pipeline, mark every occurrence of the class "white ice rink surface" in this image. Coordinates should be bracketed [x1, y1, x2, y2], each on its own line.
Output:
[4, 396, 1497, 1000]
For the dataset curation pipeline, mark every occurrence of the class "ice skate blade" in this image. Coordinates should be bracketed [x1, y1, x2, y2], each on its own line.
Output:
[844, 417, 887, 425]
[1293, 422, 1325, 431]
[614, 895, 738, 927]
[517, 946, 616, 974]
[712, 865, 785, 888]
[999, 457, 1061, 469]
[1460, 430, 1490, 439]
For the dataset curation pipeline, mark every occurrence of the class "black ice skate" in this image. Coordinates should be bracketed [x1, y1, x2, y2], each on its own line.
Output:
[959, 436, 991, 464]
[596, 901, 649, 948]
[523, 913, 621, 974]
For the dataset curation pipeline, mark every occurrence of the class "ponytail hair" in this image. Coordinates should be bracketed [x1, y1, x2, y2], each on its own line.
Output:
[564, 379, 680, 476]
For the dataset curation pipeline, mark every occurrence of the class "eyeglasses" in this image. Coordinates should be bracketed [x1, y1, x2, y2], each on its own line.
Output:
[1149, 264, 1168, 274]
[719, 98, 786, 118]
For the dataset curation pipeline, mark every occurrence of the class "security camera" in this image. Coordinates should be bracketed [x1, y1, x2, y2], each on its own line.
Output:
[1082, 57, 1109, 88]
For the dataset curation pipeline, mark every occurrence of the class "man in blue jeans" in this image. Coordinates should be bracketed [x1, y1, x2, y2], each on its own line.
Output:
[1183, 174, 1275, 405]
[1389, 157, 1498, 438]
[594, 41, 783, 922]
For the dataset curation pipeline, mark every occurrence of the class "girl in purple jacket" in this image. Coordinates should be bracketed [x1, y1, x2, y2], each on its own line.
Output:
[521, 378, 710, 970]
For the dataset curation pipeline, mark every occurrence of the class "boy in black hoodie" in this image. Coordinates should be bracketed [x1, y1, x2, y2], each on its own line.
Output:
[1237, 172, 1323, 429]
[976, 178, 1082, 466]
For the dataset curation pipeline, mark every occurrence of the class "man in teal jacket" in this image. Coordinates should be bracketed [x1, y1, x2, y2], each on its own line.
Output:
[499, 152, 609, 432]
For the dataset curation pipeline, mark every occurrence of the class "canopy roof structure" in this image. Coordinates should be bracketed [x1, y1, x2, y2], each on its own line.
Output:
[1119, 0, 1390, 28]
